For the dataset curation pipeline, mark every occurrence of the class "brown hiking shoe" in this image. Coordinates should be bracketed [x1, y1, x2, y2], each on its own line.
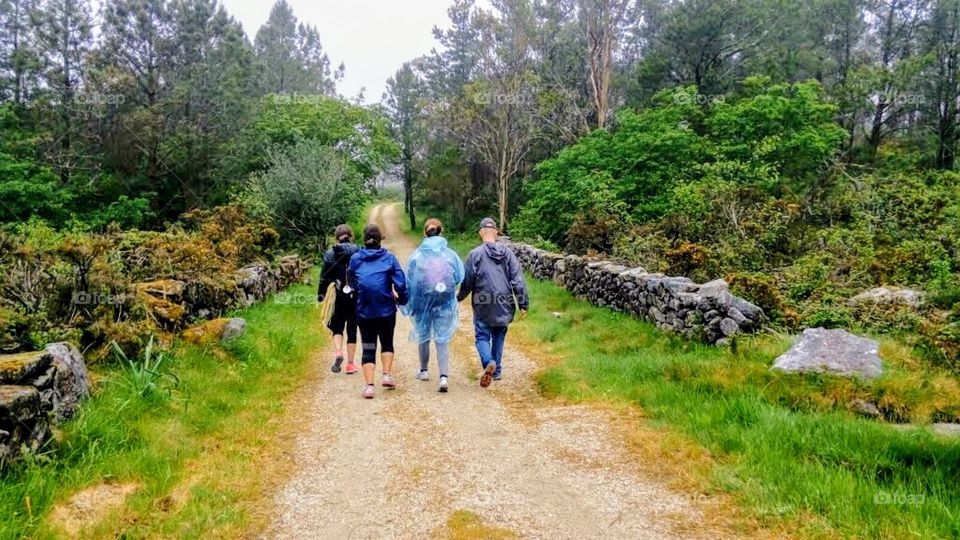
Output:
[480, 363, 496, 388]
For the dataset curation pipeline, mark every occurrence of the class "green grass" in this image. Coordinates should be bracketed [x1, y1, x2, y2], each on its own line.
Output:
[519, 278, 960, 538]
[0, 279, 325, 539]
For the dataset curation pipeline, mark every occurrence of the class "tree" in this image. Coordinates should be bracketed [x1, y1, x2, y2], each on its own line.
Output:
[100, 0, 176, 193]
[250, 139, 365, 249]
[0, 0, 39, 105]
[384, 62, 426, 230]
[31, 0, 95, 183]
[461, 0, 542, 231]
[922, 0, 960, 169]
[254, 0, 341, 96]
[578, 0, 634, 129]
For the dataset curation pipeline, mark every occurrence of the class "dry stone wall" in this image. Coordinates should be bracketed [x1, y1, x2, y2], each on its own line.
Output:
[1, 254, 310, 465]
[508, 243, 767, 344]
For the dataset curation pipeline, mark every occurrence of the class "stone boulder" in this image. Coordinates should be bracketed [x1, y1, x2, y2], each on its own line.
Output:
[41, 343, 91, 421]
[931, 423, 960, 437]
[0, 342, 91, 422]
[772, 328, 883, 380]
[849, 287, 924, 308]
[181, 317, 247, 345]
[221, 318, 247, 341]
[0, 385, 49, 464]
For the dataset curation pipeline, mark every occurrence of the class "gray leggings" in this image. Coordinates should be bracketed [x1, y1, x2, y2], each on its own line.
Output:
[418, 341, 450, 377]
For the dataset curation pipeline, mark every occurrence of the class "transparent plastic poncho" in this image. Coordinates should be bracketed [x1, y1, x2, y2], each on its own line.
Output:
[400, 236, 465, 344]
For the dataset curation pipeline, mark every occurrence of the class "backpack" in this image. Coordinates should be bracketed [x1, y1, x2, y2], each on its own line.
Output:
[419, 252, 456, 294]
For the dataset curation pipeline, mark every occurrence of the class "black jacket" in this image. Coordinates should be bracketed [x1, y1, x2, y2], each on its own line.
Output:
[317, 241, 359, 301]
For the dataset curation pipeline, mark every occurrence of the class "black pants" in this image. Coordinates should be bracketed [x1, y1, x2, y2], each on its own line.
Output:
[327, 292, 357, 344]
[358, 314, 396, 365]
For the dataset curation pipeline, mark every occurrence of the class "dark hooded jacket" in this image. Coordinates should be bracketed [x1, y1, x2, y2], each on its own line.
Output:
[317, 241, 360, 301]
[457, 241, 529, 326]
[347, 248, 409, 319]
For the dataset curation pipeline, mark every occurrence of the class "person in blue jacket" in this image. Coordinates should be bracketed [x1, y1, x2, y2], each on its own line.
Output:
[401, 218, 464, 393]
[347, 224, 408, 399]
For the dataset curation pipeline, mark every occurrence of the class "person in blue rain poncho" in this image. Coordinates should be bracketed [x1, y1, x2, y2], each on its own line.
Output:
[400, 218, 464, 393]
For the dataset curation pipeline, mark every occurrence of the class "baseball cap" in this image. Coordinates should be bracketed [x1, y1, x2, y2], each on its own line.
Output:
[479, 217, 498, 230]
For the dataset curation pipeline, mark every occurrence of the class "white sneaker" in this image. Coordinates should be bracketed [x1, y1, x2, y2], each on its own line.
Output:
[415, 370, 430, 381]
[438, 376, 448, 393]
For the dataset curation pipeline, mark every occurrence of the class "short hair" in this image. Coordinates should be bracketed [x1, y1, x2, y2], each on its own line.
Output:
[363, 224, 383, 248]
[334, 224, 354, 242]
[423, 218, 443, 238]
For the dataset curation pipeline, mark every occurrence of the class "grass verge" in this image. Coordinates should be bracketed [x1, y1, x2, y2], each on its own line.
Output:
[0, 279, 324, 539]
[513, 279, 960, 538]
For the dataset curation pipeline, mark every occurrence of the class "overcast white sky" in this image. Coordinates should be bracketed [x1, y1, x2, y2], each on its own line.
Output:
[219, 0, 455, 103]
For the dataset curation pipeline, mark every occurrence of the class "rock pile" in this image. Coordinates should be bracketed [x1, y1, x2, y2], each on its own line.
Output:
[138, 254, 310, 326]
[508, 243, 767, 344]
[0, 342, 91, 464]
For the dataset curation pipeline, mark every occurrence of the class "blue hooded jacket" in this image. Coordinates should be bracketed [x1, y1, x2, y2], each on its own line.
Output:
[400, 236, 465, 344]
[347, 248, 408, 319]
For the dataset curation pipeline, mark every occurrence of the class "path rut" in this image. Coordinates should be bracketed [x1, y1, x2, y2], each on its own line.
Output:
[266, 203, 713, 539]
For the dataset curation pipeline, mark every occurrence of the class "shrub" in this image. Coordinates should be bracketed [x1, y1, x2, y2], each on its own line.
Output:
[246, 140, 366, 250]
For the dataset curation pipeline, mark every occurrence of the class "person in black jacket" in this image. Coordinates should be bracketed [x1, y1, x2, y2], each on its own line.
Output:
[318, 224, 360, 374]
[457, 217, 529, 388]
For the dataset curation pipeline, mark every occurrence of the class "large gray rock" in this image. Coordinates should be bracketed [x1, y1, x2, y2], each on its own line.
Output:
[0, 343, 90, 423]
[42, 343, 91, 422]
[772, 328, 883, 379]
[0, 385, 50, 464]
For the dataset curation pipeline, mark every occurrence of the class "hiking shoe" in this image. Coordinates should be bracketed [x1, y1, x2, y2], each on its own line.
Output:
[382, 374, 397, 389]
[492, 369, 502, 381]
[345, 362, 358, 375]
[438, 376, 449, 393]
[331, 355, 344, 373]
[362, 385, 375, 399]
[480, 363, 496, 388]
[415, 370, 430, 381]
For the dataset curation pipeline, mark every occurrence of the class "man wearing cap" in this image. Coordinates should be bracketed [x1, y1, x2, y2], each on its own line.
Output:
[457, 217, 530, 388]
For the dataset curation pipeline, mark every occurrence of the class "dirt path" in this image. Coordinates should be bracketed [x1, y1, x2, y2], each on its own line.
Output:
[266, 203, 712, 539]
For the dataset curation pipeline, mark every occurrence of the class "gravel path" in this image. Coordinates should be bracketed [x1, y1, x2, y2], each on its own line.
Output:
[266, 203, 711, 539]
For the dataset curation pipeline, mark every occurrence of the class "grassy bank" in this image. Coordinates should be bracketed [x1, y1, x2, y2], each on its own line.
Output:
[0, 279, 324, 539]
[514, 279, 960, 538]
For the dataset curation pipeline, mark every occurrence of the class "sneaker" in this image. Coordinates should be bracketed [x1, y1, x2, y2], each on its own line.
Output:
[382, 373, 396, 389]
[438, 376, 449, 393]
[345, 362, 358, 375]
[480, 363, 496, 388]
[415, 370, 430, 381]
[492, 370, 502, 381]
[330, 355, 344, 373]
[362, 385, 375, 399]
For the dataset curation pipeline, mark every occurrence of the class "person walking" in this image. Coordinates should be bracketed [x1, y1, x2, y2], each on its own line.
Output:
[402, 218, 464, 393]
[348, 224, 408, 399]
[317, 224, 360, 375]
[457, 217, 529, 388]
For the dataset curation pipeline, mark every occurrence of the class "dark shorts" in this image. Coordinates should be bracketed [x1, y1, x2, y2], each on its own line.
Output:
[358, 314, 396, 365]
[327, 293, 357, 343]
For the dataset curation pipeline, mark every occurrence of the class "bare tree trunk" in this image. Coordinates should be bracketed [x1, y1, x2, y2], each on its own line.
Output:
[404, 159, 417, 230]
[497, 172, 508, 233]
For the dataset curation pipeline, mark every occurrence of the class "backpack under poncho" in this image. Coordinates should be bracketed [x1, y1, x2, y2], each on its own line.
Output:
[400, 236, 465, 344]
